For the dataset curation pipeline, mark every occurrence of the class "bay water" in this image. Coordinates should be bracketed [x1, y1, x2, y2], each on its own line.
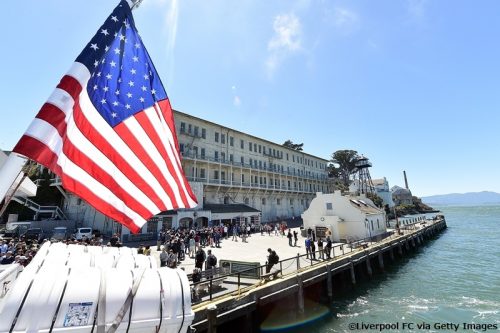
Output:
[289, 205, 500, 332]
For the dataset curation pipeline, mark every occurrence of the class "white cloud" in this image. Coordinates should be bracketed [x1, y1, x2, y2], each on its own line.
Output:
[233, 96, 241, 107]
[332, 7, 359, 29]
[266, 13, 302, 77]
[407, 0, 428, 19]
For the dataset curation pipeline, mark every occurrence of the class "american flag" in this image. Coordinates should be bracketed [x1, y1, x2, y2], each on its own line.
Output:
[13, 1, 197, 233]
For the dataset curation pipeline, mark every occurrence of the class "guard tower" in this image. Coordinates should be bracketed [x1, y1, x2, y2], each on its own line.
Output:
[354, 156, 375, 195]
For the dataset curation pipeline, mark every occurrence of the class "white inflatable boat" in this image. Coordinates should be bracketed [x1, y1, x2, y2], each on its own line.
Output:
[0, 242, 193, 333]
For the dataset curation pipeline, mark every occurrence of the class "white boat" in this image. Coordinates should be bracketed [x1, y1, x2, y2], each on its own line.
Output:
[0, 242, 193, 333]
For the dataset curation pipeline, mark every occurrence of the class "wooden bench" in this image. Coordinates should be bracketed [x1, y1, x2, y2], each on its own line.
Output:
[189, 267, 228, 299]
[261, 269, 281, 282]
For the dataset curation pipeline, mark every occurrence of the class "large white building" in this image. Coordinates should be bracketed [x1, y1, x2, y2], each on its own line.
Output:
[58, 110, 333, 239]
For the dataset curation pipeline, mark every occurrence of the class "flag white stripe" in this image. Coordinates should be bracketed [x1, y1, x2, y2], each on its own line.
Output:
[46, 88, 74, 118]
[152, 107, 198, 206]
[58, 153, 148, 227]
[24, 118, 62, 156]
[66, 116, 160, 214]
[124, 115, 180, 206]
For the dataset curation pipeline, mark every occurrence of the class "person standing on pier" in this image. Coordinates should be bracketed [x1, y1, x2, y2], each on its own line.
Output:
[305, 237, 311, 258]
[293, 230, 298, 246]
[195, 247, 206, 270]
[318, 238, 324, 259]
[266, 248, 279, 273]
[287, 230, 293, 246]
[310, 239, 316, 260]
[325, 237, 332, 259]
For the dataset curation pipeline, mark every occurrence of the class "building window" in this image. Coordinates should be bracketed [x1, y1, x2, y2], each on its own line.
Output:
[202, 128, 206, 139]
[258, 145, 262, 153]
[194, 126, 199, 137]
[286, 153, 289, 160]
[262, 198, 266, 205]
[371, 220, 374, 230]
[240, 139, 244, 149]
[221, 152, 226, 162]
[230, 154, 234, 162]
[244, 197, 250, 205]
[230, 136, 234, 146]
[277, 198, 281, 205]
[254, 143, 257, 152]
[201, 148, 205, 158]
[179, 143, 184, 153]
[241, 156, 244, 164]
[221, 171, 226, 181]
[180, 122, 186, 133]
[249, 142, 252, 151]
[214, 170, 219, 180]
[377, 219, 380, 229]
[326, 203, 333, 210]
[221, 134, 226, 144]
[214, 151, 219, 161]
[188, 124, 192, 134]
[200, 168, 205, 179]
[241, 174, 245, 183]
[290, 199, 293, 205]
[215, 132, 219, 142]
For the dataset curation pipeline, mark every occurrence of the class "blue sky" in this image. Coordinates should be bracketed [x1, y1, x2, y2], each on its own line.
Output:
[1, 0, 499, 197]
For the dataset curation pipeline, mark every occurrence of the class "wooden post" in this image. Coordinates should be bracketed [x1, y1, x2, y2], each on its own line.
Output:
[365, 256, 373, 277]
[350, 263, 356, 285]
[389, 247, 395, 261]
[207, 304, 217, 333]
[378, 252, 384, 270]
[405, 240, 410, 250]
[297, 275, 304, 314]
[326, 264, 333, 301]
[398, 243, 403, 255]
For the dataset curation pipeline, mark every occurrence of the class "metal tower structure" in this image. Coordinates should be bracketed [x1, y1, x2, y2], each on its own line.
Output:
[354, 156, 375, 195]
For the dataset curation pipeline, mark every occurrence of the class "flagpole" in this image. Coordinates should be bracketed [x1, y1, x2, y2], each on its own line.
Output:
[0, 152, 28, 217]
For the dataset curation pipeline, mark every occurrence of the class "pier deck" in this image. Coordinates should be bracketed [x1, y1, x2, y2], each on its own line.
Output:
[151, 217, 447, 332]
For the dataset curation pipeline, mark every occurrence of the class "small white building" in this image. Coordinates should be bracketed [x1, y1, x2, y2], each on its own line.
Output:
[372, 177, 395, 208]
[301, 191, 387, 243]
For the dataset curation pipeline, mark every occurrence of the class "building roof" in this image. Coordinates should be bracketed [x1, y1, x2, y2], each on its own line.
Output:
[203, 204, 260, 214]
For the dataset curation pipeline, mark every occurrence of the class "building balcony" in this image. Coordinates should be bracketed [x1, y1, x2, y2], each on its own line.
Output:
[181, 152, 328, 182]
[186, 176, 315, 193]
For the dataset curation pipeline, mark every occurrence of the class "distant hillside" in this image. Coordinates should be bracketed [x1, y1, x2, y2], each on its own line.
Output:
[421, 191, 500, 205]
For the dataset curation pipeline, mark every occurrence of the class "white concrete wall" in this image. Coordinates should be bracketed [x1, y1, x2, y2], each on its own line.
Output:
[302, 191, 387, 242]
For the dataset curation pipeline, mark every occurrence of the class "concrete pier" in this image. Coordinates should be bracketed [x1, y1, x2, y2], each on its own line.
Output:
[188, 217, 447, 332]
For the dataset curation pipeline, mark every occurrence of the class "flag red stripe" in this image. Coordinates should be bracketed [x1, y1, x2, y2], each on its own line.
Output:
[61, 136, 153, 219]
[134, 110, 190, 207]
[114, 120, 179, 209]
[72, 102, 166, 211]
[36, 103, 68, 137]
[57, 75, 83, 99]
[61, 175, 141, 234]
[155, 100, 197, 201]
[13, 136, 62, 175]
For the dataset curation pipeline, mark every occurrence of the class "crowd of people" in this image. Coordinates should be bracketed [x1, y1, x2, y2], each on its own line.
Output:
[0, 238, 39, 266]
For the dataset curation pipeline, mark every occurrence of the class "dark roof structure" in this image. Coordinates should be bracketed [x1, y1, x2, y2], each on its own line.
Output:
[203, 204, 260, 214]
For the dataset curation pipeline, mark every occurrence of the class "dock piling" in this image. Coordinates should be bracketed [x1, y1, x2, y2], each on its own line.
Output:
[207, 304, 217, 333]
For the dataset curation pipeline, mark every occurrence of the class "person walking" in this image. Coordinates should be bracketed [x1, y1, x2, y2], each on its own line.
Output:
[287, 230, 293, 246]
[293, 230, 298, 247]
[305, 237, 311, 259]
[195, 248, 206, 270]
[206, 249, 217, 278]
[266, 248, 279, 273]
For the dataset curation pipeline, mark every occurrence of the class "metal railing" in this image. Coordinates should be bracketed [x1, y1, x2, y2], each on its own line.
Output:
[189, 218, 442, 304]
